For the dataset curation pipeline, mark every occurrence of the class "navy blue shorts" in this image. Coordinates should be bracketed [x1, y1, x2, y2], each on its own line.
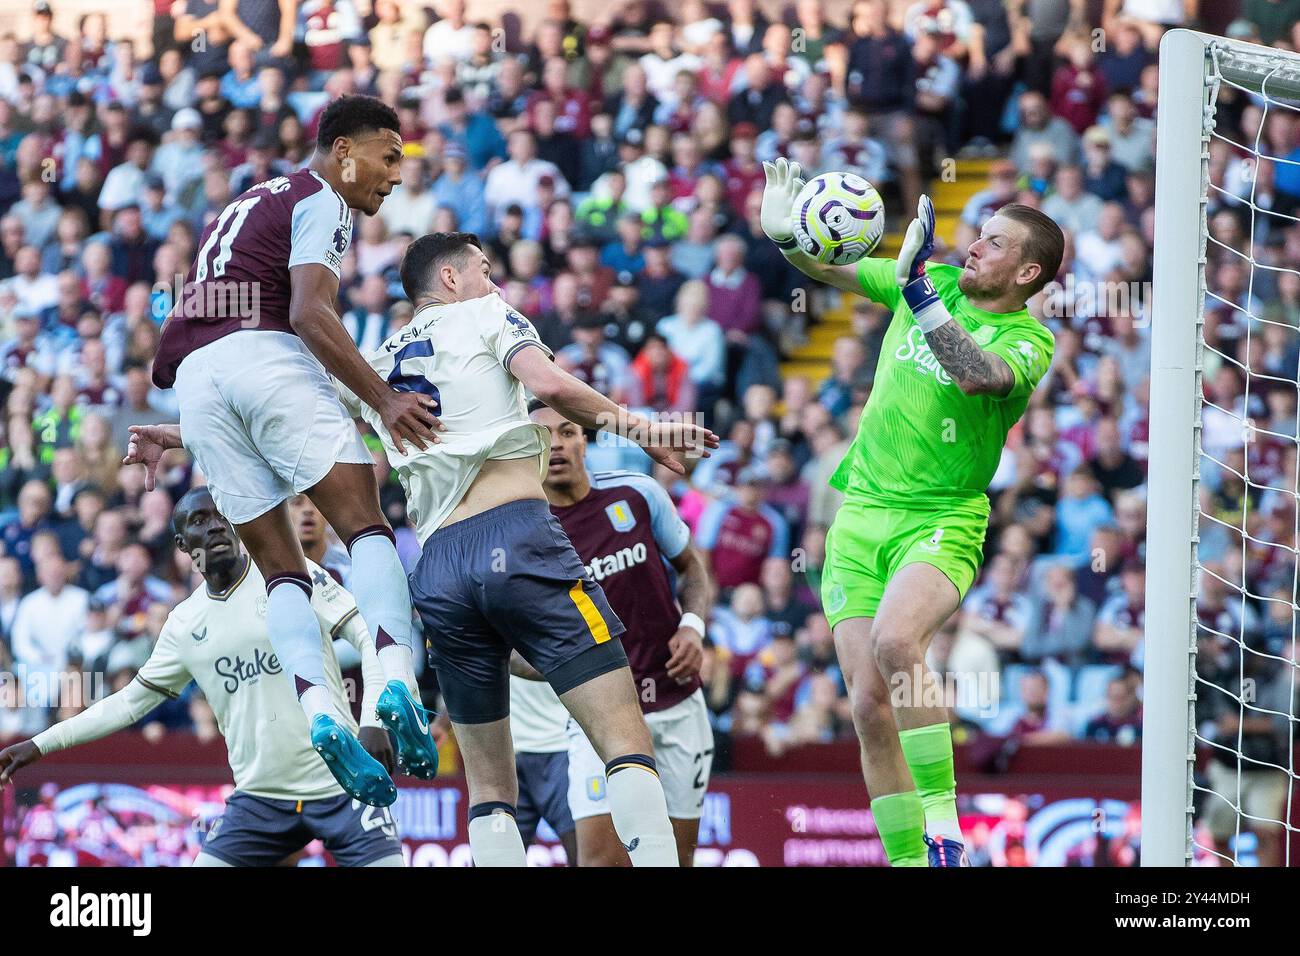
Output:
[200, 791, 402, 867]
[410, 498, 628, 725]
[515, 750, 576, 843]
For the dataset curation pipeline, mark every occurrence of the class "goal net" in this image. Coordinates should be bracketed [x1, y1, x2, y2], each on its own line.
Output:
[1143, 30, 1300, 866]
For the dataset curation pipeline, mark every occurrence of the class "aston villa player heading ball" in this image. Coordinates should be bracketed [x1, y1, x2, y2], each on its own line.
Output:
[762, 158, 1062, 866]
[138, 95, 443, 807]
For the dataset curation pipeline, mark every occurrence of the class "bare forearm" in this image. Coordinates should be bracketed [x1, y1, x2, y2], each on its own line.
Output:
[675, 549, 715, 622]
[158, 423, 183, 449]
[544, 372, 650, 439]
[923, 321, 1014, 396]
[780, 247, 862, 295]
[278, 0, 296, 42]
[292, 305, 390, 410]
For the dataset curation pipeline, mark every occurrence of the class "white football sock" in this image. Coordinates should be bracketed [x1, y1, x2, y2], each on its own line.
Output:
[605, 756, 679, 867]
[468, 804, 527, 866]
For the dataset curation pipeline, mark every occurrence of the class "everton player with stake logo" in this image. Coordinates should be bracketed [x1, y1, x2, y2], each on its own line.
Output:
[0, 489, 404, 867]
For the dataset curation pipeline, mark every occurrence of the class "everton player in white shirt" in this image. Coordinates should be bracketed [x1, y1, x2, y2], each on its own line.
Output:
[144, 95, 442, 807]
[0, 488, 405, 867]
[127, 232, 718, 866]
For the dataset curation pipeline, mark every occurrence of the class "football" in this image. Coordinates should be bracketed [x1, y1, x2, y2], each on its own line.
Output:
[791, 171, 886, 265]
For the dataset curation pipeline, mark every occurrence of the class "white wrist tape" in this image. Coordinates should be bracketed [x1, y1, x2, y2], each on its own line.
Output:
[912, 297, 954, 333]
[679, 612, 706, 639]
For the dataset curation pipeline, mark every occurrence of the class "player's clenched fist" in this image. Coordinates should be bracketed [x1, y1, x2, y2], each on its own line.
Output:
[665, 626, 705, 684]
[0, 740, 42, 787]
[378, 390, 444, 455]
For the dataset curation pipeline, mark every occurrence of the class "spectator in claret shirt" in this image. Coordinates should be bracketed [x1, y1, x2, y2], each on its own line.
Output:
[556, 313, 633, 403]
[960, 552, 1032, 662]
[1094, 559, 1145, 666]
[1002, 670, 1072, 743]
[706, 233, 762, 342]
[696, 466, 790, 589]
[821, 109, 889, 188]
[1050, 36, 1107, 135]
[761, 438, 810, 541]
[94, 541, 171, 641]
[1081, 676, 1142, 744]
[697, 28, 743, 105]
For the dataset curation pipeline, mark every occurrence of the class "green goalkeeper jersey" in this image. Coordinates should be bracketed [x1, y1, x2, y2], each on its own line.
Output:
[829, 258, 1055, 512]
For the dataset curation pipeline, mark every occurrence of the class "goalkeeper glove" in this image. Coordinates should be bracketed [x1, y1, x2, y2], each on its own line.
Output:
[895, 195, 951, 332]
[760, 157, 804, 252]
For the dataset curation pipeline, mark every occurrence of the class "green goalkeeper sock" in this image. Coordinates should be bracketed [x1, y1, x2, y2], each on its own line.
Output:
[871, 790, 928, 867]
[899, 722, 964, 844]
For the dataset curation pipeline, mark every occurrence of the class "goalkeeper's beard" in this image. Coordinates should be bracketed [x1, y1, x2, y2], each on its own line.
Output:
[957, 263, 1014, 301]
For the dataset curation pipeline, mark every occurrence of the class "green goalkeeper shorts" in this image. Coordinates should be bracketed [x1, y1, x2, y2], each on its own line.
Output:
[821, 497, 989, 628]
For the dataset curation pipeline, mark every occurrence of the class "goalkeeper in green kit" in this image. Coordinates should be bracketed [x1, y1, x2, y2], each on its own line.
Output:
[761, 159, 1063, 866]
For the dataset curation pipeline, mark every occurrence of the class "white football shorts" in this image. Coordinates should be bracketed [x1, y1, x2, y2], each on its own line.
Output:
[174, 330, 372, 525]
[566, 688, 714, 821]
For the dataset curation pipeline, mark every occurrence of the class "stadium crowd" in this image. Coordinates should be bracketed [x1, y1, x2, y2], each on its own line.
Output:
[0, 0, 1297, 854]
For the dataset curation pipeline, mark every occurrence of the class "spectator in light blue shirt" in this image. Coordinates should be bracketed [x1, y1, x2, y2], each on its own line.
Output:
[1054, 467, 1114, 563]
[600, 212, 647, 276]
[220, 41, 262, 109]
[139, 175, 184, 241]
[429, 142, 488, 236]
[149, 108, 206, 206]
[657, 279, 726, 391]
[438, 87, 507, 173]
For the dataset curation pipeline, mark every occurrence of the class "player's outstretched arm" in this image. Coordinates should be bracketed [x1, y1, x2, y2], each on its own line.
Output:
[289, 263, 442, 454]
[509, 346, 720, 475]
[896, 196, 1015, 397]
[0, 680, 169, 786]
[760, 158, 865, 296]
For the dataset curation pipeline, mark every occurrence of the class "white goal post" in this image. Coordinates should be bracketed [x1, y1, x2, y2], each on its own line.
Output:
[1143, 30, 1300, 866]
